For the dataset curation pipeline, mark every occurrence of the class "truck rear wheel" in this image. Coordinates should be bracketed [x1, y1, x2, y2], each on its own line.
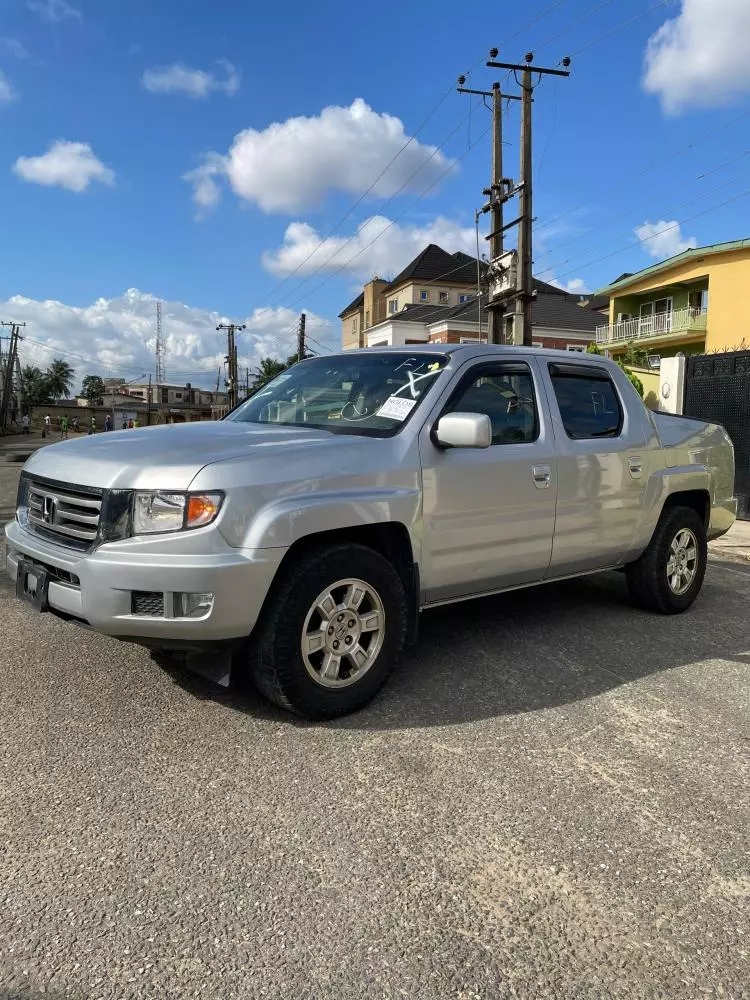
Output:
[251, 543, 407, 719]
[626, 506, 707, 614]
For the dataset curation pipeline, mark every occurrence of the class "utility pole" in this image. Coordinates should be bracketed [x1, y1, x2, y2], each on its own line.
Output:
[147, 373, 152, 426]
[458, 70, 520, 344]
[297, 311, 306, 362]
[217, 322, 245, 409]
[486, 51, 571, 345]
[0, 322, 25, 433]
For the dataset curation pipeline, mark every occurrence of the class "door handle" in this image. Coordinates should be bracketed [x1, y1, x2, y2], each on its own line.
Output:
[628, 456, 643, 478]
[532, 465, 551, 489]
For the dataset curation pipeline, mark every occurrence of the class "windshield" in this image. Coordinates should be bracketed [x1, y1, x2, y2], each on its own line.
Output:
[226, 353, 449, 436]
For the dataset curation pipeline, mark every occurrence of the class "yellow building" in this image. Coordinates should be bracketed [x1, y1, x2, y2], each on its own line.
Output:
[595, 238, 750, 360]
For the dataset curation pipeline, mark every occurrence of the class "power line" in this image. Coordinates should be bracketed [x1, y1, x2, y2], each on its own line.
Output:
[281, 122, 493, 314]
[535, 109, 750, 238]
[536, 169, 749, 280]
[550, 186, 750, 284]
[535, 155, 750, 275]
[255, 1, 574, 314]
[565, 0, 672, 58]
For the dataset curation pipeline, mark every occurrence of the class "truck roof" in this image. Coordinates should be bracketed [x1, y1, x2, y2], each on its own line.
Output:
[333, 344, 610, 364]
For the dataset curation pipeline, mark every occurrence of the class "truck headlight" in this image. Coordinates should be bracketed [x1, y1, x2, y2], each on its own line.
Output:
[133, 492, 223, 535]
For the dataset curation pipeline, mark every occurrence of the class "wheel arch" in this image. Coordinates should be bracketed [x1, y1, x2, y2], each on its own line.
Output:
[257, 522, 419, 643]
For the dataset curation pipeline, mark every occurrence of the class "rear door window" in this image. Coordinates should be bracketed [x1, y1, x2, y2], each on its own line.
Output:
[550, 371, 622, 439]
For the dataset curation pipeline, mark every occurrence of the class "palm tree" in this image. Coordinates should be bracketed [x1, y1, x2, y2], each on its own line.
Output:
[21, 365, 53, 405]
[250, 357, 287, 391]
[46, 358, 75, 401]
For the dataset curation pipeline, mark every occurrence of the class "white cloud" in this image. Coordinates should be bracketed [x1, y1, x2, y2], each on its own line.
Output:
[1, 38, 29, 59]
[263, 215, 475, 279]
[549, 277, 591, 294]
[634, 220, 698, 260]
[189, 98, 453, 215]
[3, 290, 333, 388]
[13, 140, 115, 192]
[27, 0, 81, 23]
[142, 59, 240, 99]
[0, 69, 15, 103]
[643, 0, 750, 113]
[182, 153, 227, 218]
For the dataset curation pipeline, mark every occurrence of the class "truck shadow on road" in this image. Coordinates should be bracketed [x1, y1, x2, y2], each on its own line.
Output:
[163, 558, 750, 729]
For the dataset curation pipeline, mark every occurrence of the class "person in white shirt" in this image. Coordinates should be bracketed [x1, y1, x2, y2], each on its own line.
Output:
[22, 413, 30, 434]
[43, 414, 51, 438]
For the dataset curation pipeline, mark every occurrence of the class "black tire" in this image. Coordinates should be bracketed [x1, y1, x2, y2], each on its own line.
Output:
[250, 543, 407, 719]
[626, 506, 707, 614]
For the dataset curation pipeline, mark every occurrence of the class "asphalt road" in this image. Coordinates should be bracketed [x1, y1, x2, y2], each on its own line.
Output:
[1, 458, 749, 1000]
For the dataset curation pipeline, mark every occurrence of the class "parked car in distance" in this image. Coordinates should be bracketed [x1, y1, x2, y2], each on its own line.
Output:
[5, 346, 736, 719]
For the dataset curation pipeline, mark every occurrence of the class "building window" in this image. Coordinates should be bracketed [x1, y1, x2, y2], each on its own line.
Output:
[388, 299, 398, 314]
[161, 388, 169, 404]
[420, 290, 429, 302]
[439, 291, 449, 304]
[459, 294, 473, 303]
[566, 345, 586, 352]
[639, 297, 672, 334]
[365, 310, 370, 328]
[352, 317, 359, 334]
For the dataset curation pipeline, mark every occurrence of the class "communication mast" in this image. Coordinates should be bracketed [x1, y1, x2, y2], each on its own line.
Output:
[155, 301, 166, 384]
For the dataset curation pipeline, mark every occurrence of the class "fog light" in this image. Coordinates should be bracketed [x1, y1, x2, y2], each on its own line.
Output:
[175, 592, 214, 618]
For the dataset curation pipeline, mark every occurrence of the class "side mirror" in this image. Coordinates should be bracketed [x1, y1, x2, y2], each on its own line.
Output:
[434, 412, 492, 449]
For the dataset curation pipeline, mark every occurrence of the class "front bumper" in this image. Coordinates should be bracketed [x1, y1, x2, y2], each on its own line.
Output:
[4, 518, 285, 645]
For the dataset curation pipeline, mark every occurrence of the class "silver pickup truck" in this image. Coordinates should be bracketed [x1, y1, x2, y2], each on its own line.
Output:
[5, 346, 736, 718]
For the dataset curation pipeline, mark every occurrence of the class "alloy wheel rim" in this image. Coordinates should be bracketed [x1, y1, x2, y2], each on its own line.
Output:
[301, 578, 386, 689]
[666, 527, 698, 595]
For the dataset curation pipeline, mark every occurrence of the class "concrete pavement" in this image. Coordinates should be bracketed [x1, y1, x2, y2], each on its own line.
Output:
[0, 459, 749, 998]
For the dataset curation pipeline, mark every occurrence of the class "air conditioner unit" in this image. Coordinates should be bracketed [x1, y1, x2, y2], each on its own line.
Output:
[616, 312, 631, 324]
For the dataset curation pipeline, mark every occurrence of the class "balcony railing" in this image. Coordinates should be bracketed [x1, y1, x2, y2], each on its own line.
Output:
[596, 306, 707, 345]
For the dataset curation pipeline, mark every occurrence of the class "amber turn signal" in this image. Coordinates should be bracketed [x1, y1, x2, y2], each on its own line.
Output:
[186, 493, 223, 529]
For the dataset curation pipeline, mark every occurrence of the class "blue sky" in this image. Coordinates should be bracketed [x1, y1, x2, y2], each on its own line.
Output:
[1, 0, 750, 385]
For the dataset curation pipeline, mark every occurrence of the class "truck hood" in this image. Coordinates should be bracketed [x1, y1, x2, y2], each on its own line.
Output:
[21, 421, 373, 491]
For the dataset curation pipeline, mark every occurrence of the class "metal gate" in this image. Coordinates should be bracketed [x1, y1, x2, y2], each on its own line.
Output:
[684, 350, 750, 520]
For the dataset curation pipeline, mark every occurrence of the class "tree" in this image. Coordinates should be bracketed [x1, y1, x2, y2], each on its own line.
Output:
[21, 365, 53, 405]
[586, 341, 643, 396]
[46, 358, 75, 401]
[249, 357, 288, 392]
[81, 374, 106, 405]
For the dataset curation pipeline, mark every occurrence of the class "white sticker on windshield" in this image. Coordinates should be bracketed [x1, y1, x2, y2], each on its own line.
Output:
[376, 395, 417, 421]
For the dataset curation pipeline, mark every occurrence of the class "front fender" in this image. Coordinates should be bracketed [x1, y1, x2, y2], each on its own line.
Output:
[220, 487, 422, 552]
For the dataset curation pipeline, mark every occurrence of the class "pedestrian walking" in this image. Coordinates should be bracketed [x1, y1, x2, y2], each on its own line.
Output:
[21, 413, 30, 435]
[121, 418, 127, 430]
[104, 414, 113, 432]
[133, 416, 140, 429]
[60, 414, 69, 440]
[88, 416, 96, 435]
[72, 416, 79, 433]
[43, 413, 51, 439]
[127, 418, 133, 429]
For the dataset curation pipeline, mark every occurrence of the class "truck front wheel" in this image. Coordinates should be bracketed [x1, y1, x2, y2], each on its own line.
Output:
[626, 506, 707, 614]
[251, 543, 407, 719]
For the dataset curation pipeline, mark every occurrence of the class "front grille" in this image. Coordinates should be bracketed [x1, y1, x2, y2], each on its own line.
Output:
[27, 478, 103, 551]
[132, 591, 165, 617]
